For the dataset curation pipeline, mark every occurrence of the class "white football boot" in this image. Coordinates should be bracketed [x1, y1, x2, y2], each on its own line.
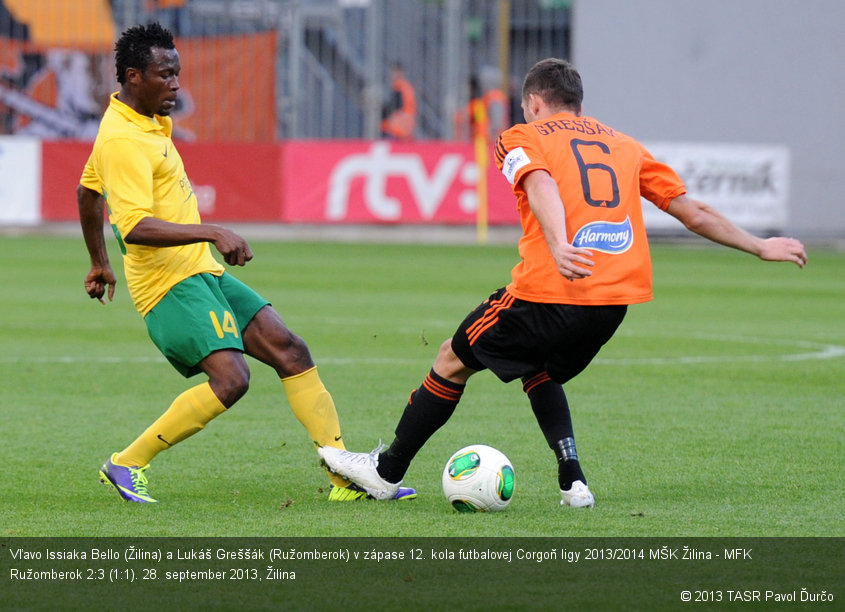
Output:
[318, 444, 400, 501]
[560, 480, 595, 508]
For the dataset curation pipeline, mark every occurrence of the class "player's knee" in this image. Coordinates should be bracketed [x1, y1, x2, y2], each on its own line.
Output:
[278, 332, 314, 372]
[284, 330, 308, 353]
[212, 369, 250, 407]
[433, 339, 474, 383]
[437, 339, 454, 359]
[258, 333, 315, 378]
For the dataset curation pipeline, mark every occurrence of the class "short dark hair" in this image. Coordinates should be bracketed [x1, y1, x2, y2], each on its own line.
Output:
[522, 58, 583, 111]
[114, 22, 175, 85]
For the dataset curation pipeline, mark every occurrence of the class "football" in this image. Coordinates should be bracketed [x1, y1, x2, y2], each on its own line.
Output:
[441, 444, 515, 512]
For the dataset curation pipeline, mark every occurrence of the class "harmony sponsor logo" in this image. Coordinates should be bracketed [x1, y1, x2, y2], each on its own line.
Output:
[572, 217, 633, 254]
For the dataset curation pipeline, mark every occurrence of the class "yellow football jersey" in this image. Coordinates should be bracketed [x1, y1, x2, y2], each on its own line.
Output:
[80, 93, 224, 316]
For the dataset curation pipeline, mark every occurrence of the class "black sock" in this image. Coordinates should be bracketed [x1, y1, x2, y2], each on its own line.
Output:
[377, 369, 464, 484]
[522, 372, 586, 490]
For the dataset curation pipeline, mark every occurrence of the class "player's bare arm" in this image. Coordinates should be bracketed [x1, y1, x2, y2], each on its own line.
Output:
[522, 168, 593, 279]
[666, 194, 807, 268]
[124, 217, 254, 266]
[77, 184, 116, 303]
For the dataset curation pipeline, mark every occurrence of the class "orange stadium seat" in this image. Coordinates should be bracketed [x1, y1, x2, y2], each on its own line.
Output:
[3, 0, 115, 50]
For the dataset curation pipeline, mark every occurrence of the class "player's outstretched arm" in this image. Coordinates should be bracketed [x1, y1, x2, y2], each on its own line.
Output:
[665, 194, 807, 268]
[77, 184, 116, 303]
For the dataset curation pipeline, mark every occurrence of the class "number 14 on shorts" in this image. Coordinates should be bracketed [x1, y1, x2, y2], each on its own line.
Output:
[209, 310, 239, 338]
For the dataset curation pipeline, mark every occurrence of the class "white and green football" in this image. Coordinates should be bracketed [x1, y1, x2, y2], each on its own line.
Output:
[442, 444, 515, 512]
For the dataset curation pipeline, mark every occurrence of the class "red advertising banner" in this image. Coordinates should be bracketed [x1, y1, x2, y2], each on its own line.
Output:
[281, 140, 518, 224]
[41, 140, 100, 219]
[40, 139, 519, 226]
[41, 141, 282, 222]
[175, 141, 282, 221]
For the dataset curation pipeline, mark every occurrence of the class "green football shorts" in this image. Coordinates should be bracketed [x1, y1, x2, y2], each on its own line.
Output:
[144, 272, 270, 377]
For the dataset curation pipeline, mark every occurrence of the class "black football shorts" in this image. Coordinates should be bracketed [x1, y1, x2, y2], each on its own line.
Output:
[450, 287, 627, 384]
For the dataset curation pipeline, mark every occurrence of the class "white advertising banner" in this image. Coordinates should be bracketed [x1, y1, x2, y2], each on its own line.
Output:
[642, 143, 790, 232]
[0, 137, 41, 224]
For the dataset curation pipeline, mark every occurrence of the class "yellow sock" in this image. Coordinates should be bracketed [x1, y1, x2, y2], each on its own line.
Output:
[281, 366, 350, 488]
[116, 382, 226, 467]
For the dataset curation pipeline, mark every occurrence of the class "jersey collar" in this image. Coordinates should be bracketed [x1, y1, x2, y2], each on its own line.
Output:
[109, 92, 173, 137]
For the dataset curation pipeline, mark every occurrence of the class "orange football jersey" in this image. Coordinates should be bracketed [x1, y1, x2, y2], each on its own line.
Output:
[494, 111, 686, 305]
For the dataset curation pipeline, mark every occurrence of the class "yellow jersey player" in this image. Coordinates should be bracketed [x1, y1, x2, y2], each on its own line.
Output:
[78, 22, 415, 503]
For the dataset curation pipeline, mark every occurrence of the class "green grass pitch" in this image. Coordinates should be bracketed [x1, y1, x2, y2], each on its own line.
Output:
[0, 235, 842, 537]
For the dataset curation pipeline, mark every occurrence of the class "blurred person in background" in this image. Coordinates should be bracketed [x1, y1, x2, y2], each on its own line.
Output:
[381, 62, 416, 141]
[479, 65, 508, 140]
[454, 67, 508, 143]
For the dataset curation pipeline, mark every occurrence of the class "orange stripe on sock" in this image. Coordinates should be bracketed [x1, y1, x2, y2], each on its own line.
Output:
[422, 375, 462, 401]
[423, 375, 462, 399]
[523, 371, 551, 394]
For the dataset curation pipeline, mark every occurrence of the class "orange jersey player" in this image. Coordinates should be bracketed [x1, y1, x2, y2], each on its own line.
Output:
[318, 58, 807, 508]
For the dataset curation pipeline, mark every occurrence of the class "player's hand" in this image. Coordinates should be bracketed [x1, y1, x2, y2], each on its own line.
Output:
[552, 243, 594, 280]
[84, 265, 116, 304]
[759, 237, 807, 268]
[212, 228, 254, 266]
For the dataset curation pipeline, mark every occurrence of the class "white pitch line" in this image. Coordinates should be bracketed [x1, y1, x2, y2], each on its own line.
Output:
[4, 337, 844, 366]
[597, 333, 845, 365]
[2, 355, 165, 364]
[0, 355, 425, 366]
[593, 343, 845, 366]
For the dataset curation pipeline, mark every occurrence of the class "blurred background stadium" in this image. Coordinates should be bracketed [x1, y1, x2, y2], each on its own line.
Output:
[1, 0, 843, 241]
[0, 0, 569, 140]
